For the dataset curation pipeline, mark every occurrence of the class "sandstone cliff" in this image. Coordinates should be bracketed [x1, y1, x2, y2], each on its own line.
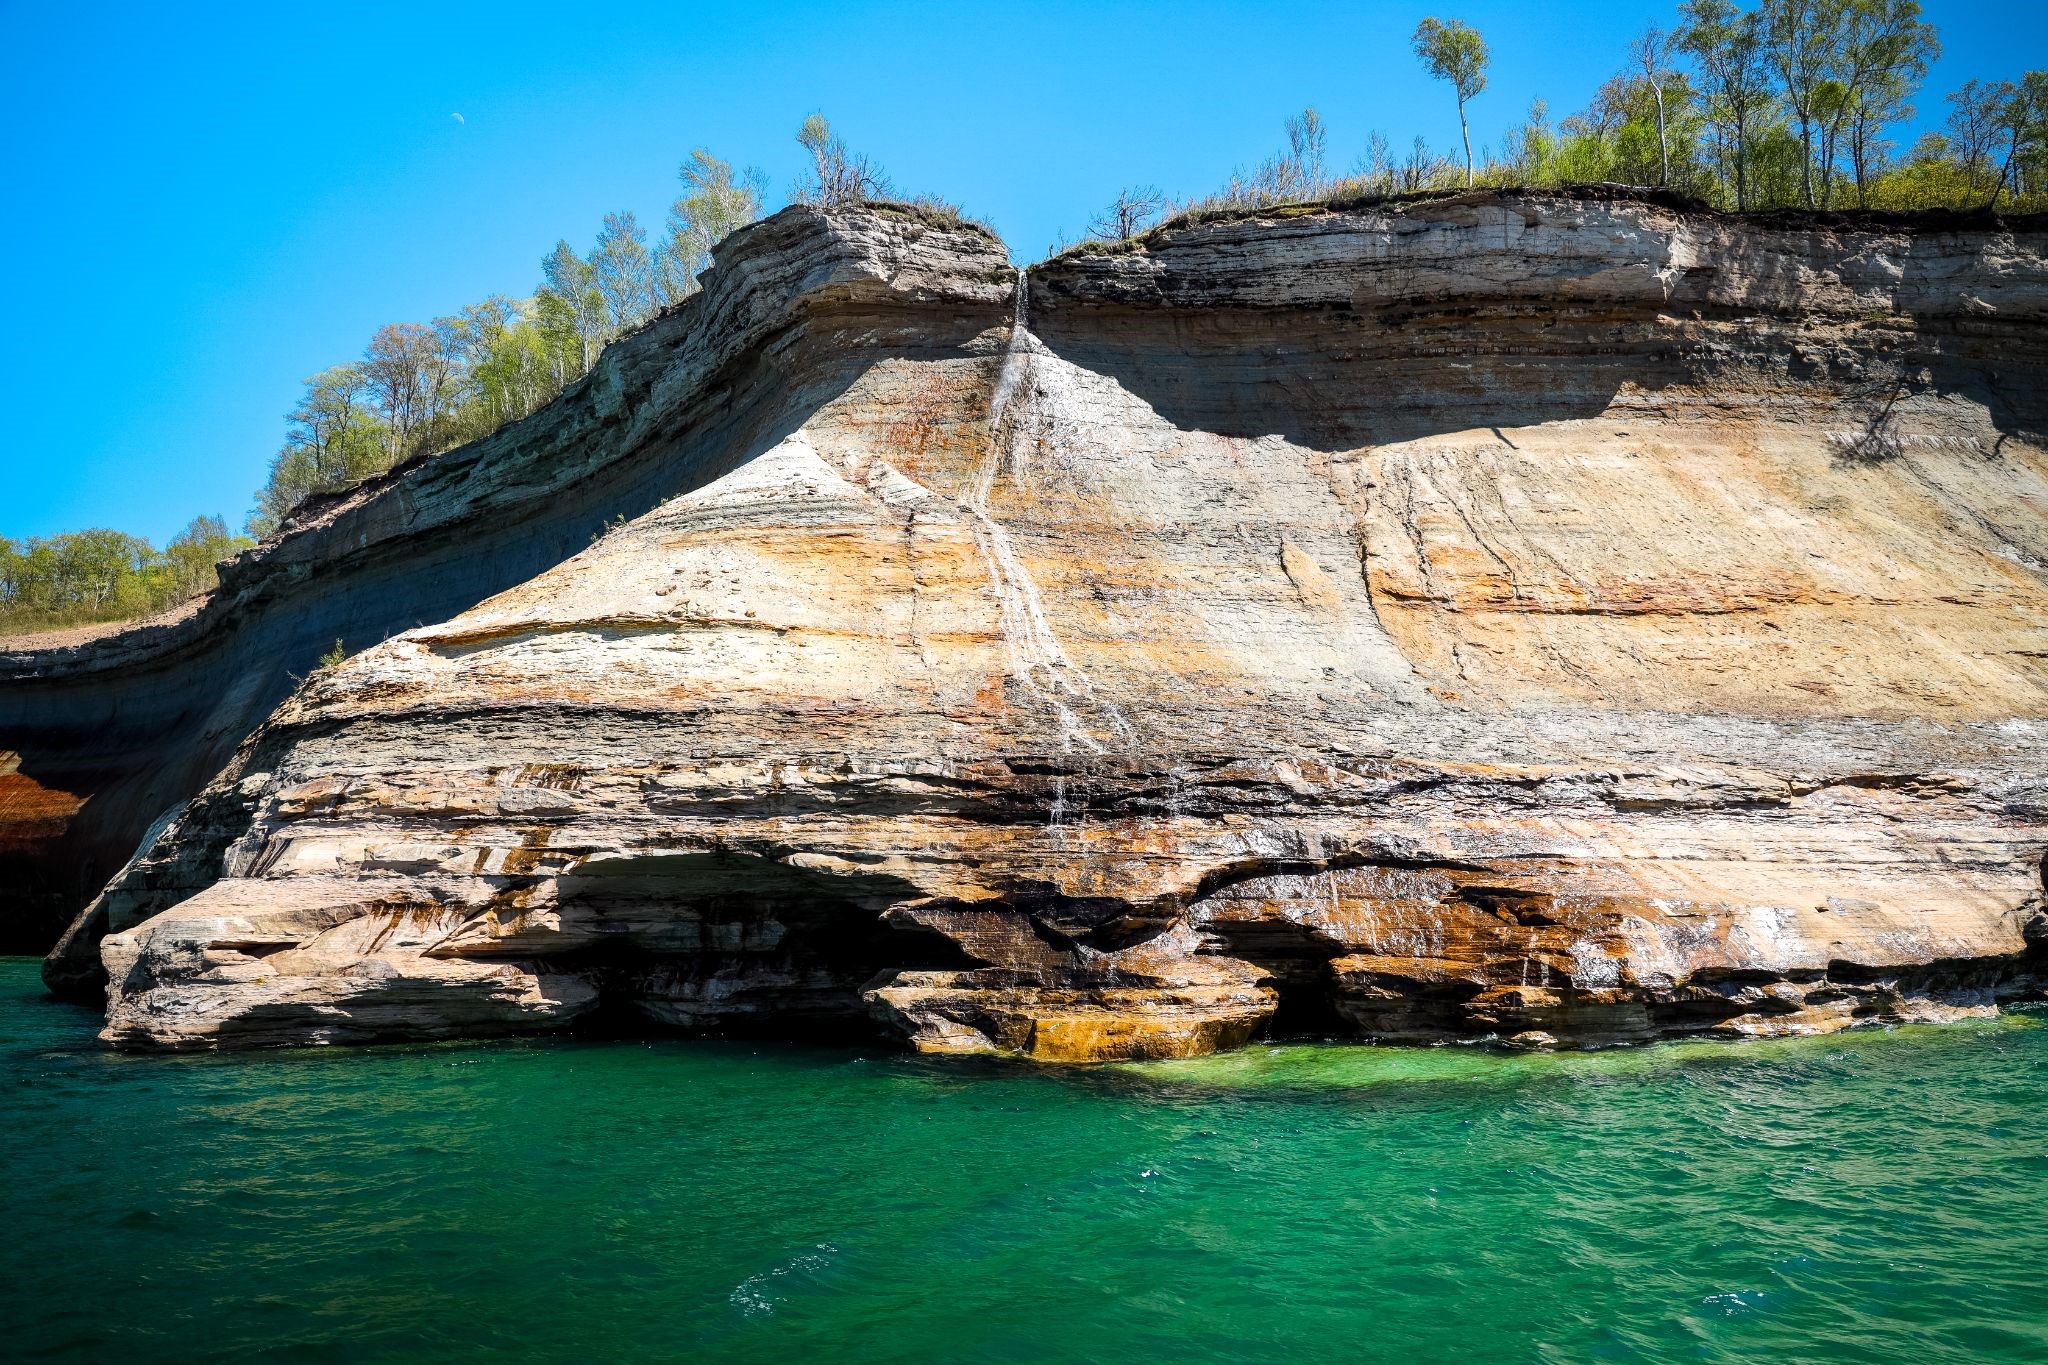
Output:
[7, 188, 2046, 1058]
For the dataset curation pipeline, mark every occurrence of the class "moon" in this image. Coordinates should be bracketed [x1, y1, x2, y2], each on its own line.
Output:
[451, 112, 465, 125]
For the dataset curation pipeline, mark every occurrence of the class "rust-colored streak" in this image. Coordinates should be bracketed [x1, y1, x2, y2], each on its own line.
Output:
[0, 763, 87, 854]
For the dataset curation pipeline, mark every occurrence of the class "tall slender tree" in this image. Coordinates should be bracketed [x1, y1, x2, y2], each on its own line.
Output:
[538, 240, 605, 373]
[590, 211, 654, 338]
[1830, 0, 1938, 205]
[1412, 18, 1491, 186]
[1681, 0, 1776, 209]
[1761, 0, 1852, 207]
[362, 322, 455, 462]
[1993, 72, 2048, 207]
[1285, 107, 1330, 193]
[1629, 26, 1676, 186]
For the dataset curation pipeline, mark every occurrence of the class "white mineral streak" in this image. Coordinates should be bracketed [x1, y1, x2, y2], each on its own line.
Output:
[960, 269, 1128, 752]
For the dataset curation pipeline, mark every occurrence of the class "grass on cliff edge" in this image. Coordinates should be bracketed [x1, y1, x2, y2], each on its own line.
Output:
[1042, 179, 2048, 264]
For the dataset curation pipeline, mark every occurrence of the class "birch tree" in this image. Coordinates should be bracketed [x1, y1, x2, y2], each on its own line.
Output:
[1629, 26, 1676, 185]
[1412, 19, 1490, 187]
[1681, 0, 1776, 209]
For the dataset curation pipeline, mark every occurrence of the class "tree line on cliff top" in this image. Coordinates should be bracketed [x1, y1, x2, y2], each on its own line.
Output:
[0, 119, 921, 634]
[6, 0, 2045, 635]
[0, 519, 253, 635]
[1089, 0, 2045, 243]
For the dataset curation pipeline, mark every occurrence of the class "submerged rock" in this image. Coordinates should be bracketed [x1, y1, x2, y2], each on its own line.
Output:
[8, 189, 2048, 1057]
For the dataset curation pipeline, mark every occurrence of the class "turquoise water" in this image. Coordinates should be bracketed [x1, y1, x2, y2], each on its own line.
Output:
[4, 959, 2046, 1363]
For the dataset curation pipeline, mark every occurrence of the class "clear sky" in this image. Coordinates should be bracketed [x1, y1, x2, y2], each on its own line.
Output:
[3, 0, 2041, 544]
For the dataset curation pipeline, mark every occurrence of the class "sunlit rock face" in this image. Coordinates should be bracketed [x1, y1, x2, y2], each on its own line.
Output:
[28, 190, 2048, 1056]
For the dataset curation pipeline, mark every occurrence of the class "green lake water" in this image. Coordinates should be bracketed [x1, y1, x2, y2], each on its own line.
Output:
[4, 958, 2046, 1363]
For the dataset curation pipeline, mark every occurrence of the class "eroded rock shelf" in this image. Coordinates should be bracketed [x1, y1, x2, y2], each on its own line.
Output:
[5, 189, 2045, 1058]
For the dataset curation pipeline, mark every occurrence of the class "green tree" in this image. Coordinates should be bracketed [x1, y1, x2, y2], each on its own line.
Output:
[249, 365, 391, 536]
[1866, 132, 1979, 208]
[794, 114, 889, 207]
[1680, 0, 1777, 209]
[0, 525, 221, 629]
[434, 297, 518, 442]
[1557, 68, 1712, 196]
[445, 296, 561, 432]
[1498, 100, 1556, 183]
[1412, 17, 1490, 186]
[66, 530, 153, 613]
[157, 515, 251, 603]
[362, 322, 456, 462]
[1756, 0, 1930, 208]
[1833, 0, 1938, 205]
[590, 210, 654, 337]
[537, 239, 605, 373]
[655, 150, 765, 305]
[1992, 72, 2048, 206]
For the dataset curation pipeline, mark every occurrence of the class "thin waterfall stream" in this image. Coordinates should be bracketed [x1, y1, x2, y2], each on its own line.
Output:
[961, 268, 1130, 757]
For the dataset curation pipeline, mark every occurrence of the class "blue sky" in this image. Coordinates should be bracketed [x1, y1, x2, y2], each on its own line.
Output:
[3, 0, 2041, 543]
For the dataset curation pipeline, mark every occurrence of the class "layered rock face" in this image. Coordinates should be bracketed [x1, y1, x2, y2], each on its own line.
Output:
[15, 189, 2048, 1057]
[1, 206, 1010, 958]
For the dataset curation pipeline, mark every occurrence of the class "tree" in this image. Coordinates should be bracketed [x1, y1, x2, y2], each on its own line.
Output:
[1845, 69, 1913, 203]
[1089, 186, 1166, 240]
[1555, 67, 1711, 195]
[1284, 107, 1330, 194]
[655, 149, 766, 304]
[1761, 0, 1859, 207]
[1680, 0, 1776, 209]
[1397, 136, 1460, 191]
[1246, 106, 1332, 201]
[1945, 80, 2008, 185]
[158, 516, 251, 602]
[438, 296, 551, 438]
[247, 364, 393, 535]
[1993, 72, 2048, 207]
[1497, 101, 1552, 183]
[1356, 129, 1398, 193]
[590, 210, 655, 337]
[0, 530, 149, 620]
[537, 239, 605, 373]
[794, 114, 889, 207]
[1834, 0, 1938, 205]
[1, 519, 252, 630]
[52, 530, 150, 612]
[294, 366, 385, 482]
[362, 322, 455, 462]
[1412, 18, 1490, 187]
[1629, 27, 1676, 185]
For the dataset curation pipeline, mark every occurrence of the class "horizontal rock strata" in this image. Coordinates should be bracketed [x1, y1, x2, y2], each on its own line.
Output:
[11, 188, 2047, 1057]
[2, 205, 1011, 959]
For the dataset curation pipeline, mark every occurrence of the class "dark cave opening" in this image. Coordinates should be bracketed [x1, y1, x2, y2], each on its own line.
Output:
[1195, 919, 1355, 1040]
[543, 851, 982, 1044]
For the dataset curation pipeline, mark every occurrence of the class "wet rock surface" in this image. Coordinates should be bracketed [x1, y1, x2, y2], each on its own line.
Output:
[9, 189, 2047, 1057]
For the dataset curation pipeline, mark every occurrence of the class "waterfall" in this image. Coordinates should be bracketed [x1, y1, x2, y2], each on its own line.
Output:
[984, 269, 1032, 473]
[959, 268, 1128, 756]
